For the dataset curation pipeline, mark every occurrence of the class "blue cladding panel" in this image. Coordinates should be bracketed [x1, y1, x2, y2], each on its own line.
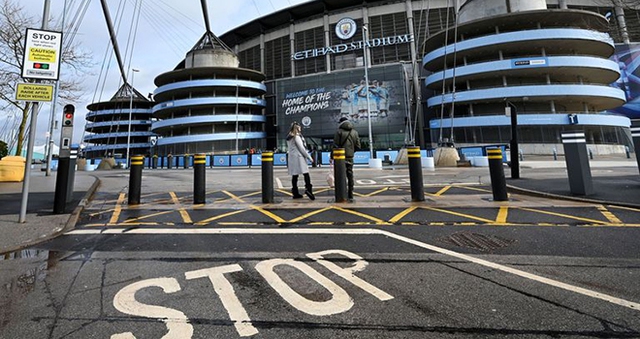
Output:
[214, 155, 230, 167]
[231, 155, 248, 166]
[274, 153, 288, 166]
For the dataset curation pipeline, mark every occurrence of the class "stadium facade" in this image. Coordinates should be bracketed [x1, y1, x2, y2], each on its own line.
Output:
[217, 0, 639, 155]
[82, 0, 640, 157]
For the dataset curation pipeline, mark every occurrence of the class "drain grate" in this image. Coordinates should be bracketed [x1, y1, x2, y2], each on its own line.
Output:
[440, 231, 516, 252]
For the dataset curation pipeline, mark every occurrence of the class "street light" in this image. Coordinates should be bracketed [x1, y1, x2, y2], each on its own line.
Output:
[362, 24, 374, 162]
[126, 68, 139, 167]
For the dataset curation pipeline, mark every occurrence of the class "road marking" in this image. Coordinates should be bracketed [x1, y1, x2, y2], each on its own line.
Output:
[251, 205, 287, 223]
[433, 185, 451, 196]
[112, 277, 193, 339]
[195, 210, 248, 225]
[170, 192, 193, 224]
[495, 206, 509, 224]
[597, 205, 623, 224]
[108, 193, 126, 225]
[255, 258, 354, 316]
[288, 207, 333, 223]
[389, 206, 418, 223]
[222, 190, 246, 203]
[332, 206, 389, 225]
[517, 207, 608, 225]
[185, 265, 258, 337]
[275, 177, 283, 189]
[72, 228, 640, 312]
[422, 206, 496, 224]
[307, 250, 394, 301]
[121, 210, 174, 224]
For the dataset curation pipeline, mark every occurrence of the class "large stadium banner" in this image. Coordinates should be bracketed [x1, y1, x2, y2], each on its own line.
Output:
[610, 43, 640, 119]
[276, 64, 409, 143]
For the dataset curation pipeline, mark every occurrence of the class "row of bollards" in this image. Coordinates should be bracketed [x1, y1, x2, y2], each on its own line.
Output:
[127, 147, 510, 206]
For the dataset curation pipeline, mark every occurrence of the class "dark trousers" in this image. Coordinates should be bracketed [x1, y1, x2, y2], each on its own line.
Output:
[346, 159, 354, 198]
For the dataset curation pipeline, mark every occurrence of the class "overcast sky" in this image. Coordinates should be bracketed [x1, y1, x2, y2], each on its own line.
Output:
[14, 0, 309, 146]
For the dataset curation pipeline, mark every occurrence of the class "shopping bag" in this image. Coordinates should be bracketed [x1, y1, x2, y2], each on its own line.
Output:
[326, 162, 335, 188]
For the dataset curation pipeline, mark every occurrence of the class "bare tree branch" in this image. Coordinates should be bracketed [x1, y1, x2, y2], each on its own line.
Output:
[0, 0, 93, 155]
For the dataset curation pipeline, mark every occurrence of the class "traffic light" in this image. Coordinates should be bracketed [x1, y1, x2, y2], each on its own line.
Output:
[62, 104, 75, 127]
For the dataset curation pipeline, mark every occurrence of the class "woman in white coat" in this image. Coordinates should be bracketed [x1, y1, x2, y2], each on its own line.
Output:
[286, 122, 315, 200]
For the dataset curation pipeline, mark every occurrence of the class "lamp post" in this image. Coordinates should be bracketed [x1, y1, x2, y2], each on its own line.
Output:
[126, 68, 139, 167]
[362, 24, 374, 161]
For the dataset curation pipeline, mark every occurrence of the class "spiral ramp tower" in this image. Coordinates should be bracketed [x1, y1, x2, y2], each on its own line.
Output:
[151, 31, 267, 155]
[423, 0, 630, 154]
[83, 84, 155, 159]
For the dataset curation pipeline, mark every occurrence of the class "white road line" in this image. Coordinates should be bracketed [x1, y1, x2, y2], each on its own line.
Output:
[275, 177, 283, 189]
[66, 228, 640, 311]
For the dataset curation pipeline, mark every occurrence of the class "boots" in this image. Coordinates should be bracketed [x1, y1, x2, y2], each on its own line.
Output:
[292, 176, 303, 199]
[303, 173, 315, 200]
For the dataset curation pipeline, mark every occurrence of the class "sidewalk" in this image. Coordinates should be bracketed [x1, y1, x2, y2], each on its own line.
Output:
[0, 171, 99, 255]
[0, 158, 638, 255]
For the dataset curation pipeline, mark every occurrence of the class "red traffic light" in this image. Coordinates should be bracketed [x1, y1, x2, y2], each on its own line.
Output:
[65, 113, 73, 119]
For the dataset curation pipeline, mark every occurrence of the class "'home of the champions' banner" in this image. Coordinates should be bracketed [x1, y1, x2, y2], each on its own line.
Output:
[276, 64, 408, 139]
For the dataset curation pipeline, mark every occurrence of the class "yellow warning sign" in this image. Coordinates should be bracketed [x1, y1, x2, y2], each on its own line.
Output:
[28, 47, 56, 62]
[16, 83, 54, 102]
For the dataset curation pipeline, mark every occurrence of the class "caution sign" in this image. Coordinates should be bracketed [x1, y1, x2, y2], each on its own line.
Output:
[21, 28, 62, 80]
[16, 83, 54, 102]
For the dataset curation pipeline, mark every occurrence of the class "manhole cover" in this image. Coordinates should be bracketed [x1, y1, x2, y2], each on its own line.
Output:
[440, 231, 516, 252]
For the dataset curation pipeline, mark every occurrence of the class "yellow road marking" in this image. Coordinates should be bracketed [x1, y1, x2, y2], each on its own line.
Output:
[170, 192, 192, 224]
[495, 206, 509, 224]
[289, 207, 333, 223]
[389, 206, 418, 223]
[361, 187, 390, 197]
[597, 205, 623, 224]
[421, 206, 496, 224]
[195, 209, 248, 225]
[222, 190, 246, 203]
[251, 205, 287, 223]
[109, 193, 125, 225]
[121, 210, 174, 224]
[332, 206, 390, 225]
[517, 207, 608, 225]
[433, 185, 451, 196]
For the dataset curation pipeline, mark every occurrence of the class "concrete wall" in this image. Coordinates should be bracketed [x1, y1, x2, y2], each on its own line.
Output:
[185, 49, 239, 69]
[458, 0, 547, 23]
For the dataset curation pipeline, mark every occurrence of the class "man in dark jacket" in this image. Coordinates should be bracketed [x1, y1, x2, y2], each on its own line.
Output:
[333, 117, 361, 202]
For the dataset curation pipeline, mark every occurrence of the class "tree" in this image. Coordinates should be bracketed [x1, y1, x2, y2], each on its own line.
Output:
[0, 139, 7, 159]
[0, 0, 92, 156]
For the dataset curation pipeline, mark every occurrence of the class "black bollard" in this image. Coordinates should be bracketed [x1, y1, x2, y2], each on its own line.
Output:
[128, 155, 144, 205]
[193, 154, 206, 204]
[333, 148, 347, 203]
[168, 155, 173, 169]
[562, 132, 593, 195]
[53, 156, 70, 214]
[487, 148, 508, 201]
[407, 146, 425, 202]
[152, 155, 158, 169]
[183, 154, 190, 169]
[553, 148, 557, 161]
[261, 152, 274, 203]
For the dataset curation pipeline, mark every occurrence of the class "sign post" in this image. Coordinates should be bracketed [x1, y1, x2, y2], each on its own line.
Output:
[18, 8, 63, 222]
